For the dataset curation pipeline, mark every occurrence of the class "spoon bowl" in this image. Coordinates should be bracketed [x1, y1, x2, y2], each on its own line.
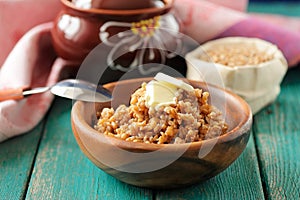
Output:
[0, 79, 112, 102]
[50, 79, 112, 102]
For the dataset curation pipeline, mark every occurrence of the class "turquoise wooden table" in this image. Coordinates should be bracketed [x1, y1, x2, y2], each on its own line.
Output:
[1, 2, 300, 199]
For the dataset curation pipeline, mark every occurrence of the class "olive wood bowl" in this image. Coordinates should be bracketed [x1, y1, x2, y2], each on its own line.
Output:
[71, 78, 252, 189]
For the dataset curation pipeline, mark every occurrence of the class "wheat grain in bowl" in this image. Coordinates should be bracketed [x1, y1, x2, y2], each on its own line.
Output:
[94, 73, 228, 144]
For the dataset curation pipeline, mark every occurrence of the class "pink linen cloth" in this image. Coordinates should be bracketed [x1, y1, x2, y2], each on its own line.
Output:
[0, 22, 75, 142]
[0, 0, 72, 142]
[1, 0, 300, 142]
[0, 0, 61, 67]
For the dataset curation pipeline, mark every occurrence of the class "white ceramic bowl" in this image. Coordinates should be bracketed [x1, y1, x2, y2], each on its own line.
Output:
[185, 37, 288, 114]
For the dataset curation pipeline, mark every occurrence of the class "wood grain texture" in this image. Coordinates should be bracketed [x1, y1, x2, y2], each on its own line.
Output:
[26, 98, 152, 200]
[155, 133, 264, 200]
[253, 67, 300, 199]
[0, 121, 44, 200]
[248, 1, 300, 16]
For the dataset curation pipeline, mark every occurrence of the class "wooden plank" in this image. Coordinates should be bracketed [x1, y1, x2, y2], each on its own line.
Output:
[156, 133, 265, 199]
[0, 121, 44, 200]
[25, 98, 153, 200]
[253, 67, 300, 199]
[248, 2, 300, 16]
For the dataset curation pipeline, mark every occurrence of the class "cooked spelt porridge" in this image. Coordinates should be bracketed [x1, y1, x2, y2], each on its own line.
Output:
[94, 77, 228, 144]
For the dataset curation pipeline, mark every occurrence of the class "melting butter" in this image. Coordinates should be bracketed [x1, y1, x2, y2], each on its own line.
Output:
[145, 80, 177, 108]
[145, 73, 194, 108]
[154, 73, 194, 92]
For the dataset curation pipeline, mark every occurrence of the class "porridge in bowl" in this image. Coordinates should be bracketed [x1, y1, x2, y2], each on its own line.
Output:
[94, 73, 228, 144]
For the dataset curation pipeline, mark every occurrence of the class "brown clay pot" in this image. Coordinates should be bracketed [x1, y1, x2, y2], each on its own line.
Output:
[91, 0, 157, 10]
[51, 0, 181, 77]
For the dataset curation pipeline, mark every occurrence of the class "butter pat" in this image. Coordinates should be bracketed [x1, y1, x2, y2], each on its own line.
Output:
[145, 80, 177, 108]
[154, 73, 194, 92]
[145, 73, 194, 108]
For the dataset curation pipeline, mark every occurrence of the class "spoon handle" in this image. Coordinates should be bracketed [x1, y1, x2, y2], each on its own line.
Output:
[0, 87, 25, 101]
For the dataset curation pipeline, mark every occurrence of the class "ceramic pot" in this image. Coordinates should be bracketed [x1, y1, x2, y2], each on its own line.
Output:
[91, 0, 157, 10]
[51, 0, 181, 78]
[72, 0, 156, 10]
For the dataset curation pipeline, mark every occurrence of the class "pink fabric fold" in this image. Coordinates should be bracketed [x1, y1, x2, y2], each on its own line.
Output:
[205, 0, 248, 12]
[0, 0, 61, 67]
[174, 0, 248, 44]
[0, 23, 71, 142]
[251, 13, 300, 34]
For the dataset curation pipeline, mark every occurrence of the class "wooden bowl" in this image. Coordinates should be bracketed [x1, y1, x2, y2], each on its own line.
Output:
[71, 78, 252, 188]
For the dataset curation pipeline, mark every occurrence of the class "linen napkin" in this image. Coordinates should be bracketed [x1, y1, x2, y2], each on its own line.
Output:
[174, 0, 300, 67]
[0, 23, 75, 142]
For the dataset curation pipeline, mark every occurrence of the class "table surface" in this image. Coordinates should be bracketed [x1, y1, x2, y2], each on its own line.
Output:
[1, 2, 300, 200]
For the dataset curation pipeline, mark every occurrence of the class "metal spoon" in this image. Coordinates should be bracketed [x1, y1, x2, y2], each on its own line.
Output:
[0, 79, 112, 102]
